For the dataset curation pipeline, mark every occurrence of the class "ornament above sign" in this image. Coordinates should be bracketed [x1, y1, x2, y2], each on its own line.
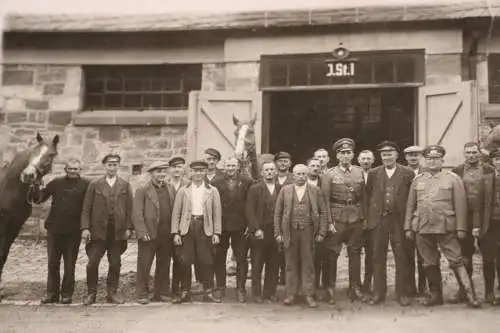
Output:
[326, 47, 357, 78]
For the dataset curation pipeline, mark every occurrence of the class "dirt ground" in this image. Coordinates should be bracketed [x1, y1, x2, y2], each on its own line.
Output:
[0, 239, 496, 333]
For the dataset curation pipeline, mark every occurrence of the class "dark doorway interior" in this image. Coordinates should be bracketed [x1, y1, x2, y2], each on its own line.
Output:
[269, 88, 415, 166]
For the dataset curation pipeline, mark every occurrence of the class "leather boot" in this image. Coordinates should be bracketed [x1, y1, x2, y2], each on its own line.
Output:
[483, 262, 497, 305]
[453, 265, 481, 309]
[422, 266, 443, 307]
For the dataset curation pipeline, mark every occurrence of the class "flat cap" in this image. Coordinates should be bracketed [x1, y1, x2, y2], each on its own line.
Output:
[377, 140, 399, 152]
[190, 160, 209, 169]
[276, 151, 292, 160]
[333, 138, 355, 152]
[169, 156, 186, 167]
[490, 148, 500, 158]
[147, 161, 169, 172]
[204, 148, 221, 161]
[423, 145, 446, 158]
[102, 153, 121, 164]
[403, 145, 424, 154]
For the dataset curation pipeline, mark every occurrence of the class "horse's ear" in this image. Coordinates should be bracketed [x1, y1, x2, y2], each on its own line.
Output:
[232, 114, 240, 126]
[250, 113, 257, 126]
[52, 135, 60, 148]
[36, 132, 43, 144]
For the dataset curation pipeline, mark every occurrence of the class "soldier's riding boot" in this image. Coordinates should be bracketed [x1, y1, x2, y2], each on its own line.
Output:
[422, 266, 443, 307]
[453, 265, 481, 309]
[483, 262, 497, 305]
[327, 256, 337, 305]
[347, 249, 366, 302]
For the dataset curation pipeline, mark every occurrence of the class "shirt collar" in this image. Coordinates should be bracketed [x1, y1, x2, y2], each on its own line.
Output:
[339, 165, 351, 173]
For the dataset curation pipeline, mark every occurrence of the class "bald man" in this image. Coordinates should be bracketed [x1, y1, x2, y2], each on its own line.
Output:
[274, 164, 327, 308]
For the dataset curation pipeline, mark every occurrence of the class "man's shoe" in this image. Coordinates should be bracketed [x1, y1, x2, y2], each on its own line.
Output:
[60, 297, 72, 305]
[152, 295, 172, 303]
[304, 296, 317, 308]
[267, 295, 279, 302]
[283, 295, 296, 306]
[40, 295, 58, 304]
[236, 290, 246, 303]
[369, 295, 385, 306]
[203, 292, 221, 303]
[485, 293, 498, 305]
[137, 297, 149, 305]
[107, 294, 125, 304]
[397, 296, 411, 307]
[172, 291, 190, 304]
[253, 296, 264, 303]
[348, 286, 367, 302]
[83, 294, 96, 306]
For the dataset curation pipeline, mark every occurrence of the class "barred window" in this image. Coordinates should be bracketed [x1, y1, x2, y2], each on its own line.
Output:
[83, 64, 202, 110]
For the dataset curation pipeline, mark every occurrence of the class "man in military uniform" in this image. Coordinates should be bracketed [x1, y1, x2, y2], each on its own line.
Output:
[404, 145, 480, 308]
[450, 142, 494, 304]
[321, 138, 366, 304]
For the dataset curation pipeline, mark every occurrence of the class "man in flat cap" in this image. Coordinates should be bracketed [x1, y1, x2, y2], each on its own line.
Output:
[274, 164, 327, 308]
[275, 151, 294, 285]
[404, 145, 480, 308]
[171, 160, 222, 304]
[204, 148, 223, 184]
[133, 161, 176, 304]
[450, 142, 494, 305]
[321, 138, 366, 304]
[81, 153, 134, 305]
[403, 145, 427, 297]
[365, 141, 414, 306]
[475, 148, 500, 304]
[212, 157, 253, 302]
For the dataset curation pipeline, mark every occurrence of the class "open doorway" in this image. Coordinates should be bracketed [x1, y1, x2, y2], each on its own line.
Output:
[268, 88, 416, 165]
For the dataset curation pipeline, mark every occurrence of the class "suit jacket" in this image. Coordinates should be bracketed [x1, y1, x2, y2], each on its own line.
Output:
[205, 170, 224, 185]
[452, 163, 494, 230]
[171, 182, 222, 236]
[277, 173, 294, 187]
[480, 167, 498, 236]
[212, 174, 253, 231]
[365, 164, 415, 230]
[133, 181, 176, 240]
[246, 181, 278, 233]
[274, 184, 327, 248]
[81, 176, 133, 241]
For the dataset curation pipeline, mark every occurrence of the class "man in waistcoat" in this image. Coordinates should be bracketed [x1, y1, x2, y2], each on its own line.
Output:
[404, 145, 480, 308]
[247, 161, 280, 303]
[450, 142, 494, 304]
[274, 164, 327, 308]
[365, 141, 414, 306]
[81, 153, 134, 305]
[321, 138, 366, 304]
[133, 161, 176, 304]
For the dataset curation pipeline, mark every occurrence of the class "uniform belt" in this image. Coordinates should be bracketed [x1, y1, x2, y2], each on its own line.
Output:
[330, 198, 359, 206]
[191, 215, 204, 220]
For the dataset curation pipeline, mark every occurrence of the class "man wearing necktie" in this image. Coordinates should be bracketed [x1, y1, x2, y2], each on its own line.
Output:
[321, 138, 366, 304]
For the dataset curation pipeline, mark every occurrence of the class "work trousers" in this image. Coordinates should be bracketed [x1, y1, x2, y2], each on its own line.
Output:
[46, 231, 81, 298]
[214, 229, 247, 291]
[285, 225, 315, 297]
[251, 225, 279, 298]
[85, 224, 127, 295]
[361, 229, 373, 291]
[136, 235, 173, 299]
[370, 214, 408, 299]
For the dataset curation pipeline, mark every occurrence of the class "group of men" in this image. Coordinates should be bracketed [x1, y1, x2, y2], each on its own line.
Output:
[31, 137, 500, 309]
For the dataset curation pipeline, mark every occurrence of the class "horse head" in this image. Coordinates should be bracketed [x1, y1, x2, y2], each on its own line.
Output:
[233, 114, 257, 161]
[20, 132, 59, 184]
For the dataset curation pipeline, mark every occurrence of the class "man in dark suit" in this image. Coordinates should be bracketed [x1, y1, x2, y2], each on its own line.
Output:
[133, 161, 176, 304]
[212, 157, 253, 302]
[81, 153, 134, 305]
[403, 145, 427, 296]
[246, 160, 280, 303]
[274, 164, 327, 308]
[451, 142, 495, 304]
[477, 148, 500, 304]
[365, 141, 414, 306]
[357, 150, 375, 295]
